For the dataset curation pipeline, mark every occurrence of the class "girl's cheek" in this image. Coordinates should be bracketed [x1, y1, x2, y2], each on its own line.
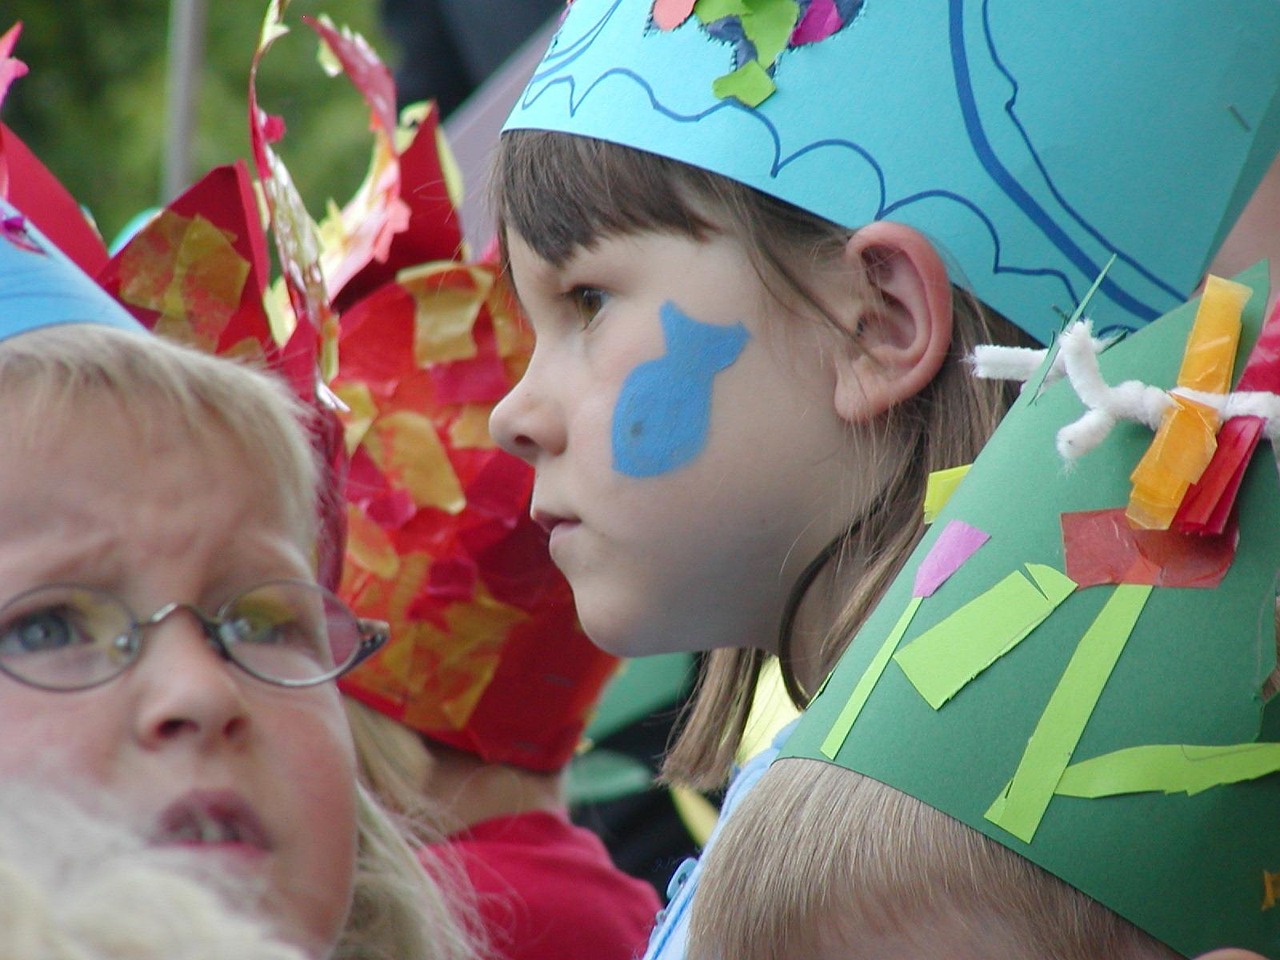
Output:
[609, 300, 749, 478]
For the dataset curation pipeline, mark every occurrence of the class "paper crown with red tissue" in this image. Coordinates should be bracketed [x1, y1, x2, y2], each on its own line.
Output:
[2, 5, 618, 771]
[210, 4, 623, 771]
[331, 237, 620, 772]
[505, 0, 1280, 343]
[782, 260, 1280, 957]
[5, 4, 469, 590]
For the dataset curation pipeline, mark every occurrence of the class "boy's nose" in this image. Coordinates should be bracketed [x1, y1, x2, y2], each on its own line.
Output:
[130, 613, 249, 749]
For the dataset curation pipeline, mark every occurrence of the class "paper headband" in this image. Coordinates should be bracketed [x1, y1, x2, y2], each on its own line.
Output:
[505, 0, 1280, 343]
[0, 197, 143, 342]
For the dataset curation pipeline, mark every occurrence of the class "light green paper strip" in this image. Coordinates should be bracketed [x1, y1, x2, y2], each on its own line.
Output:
[711, 60, 776, 108]
[1026, 254, 1116, 402]
[695, 0, 799, 66]
[986, 583, 1152, 843]
[740, 0, 800, 66]
[820, 596, 924, 760]
[1057, 743, 1280, 798]
[893, 564, 1076, 710]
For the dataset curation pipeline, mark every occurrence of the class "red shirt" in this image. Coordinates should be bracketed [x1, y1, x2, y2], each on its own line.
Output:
[423, 810, 660, 960]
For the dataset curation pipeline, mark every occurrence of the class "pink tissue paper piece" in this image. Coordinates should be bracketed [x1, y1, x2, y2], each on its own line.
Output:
[792, 0, 843, 44]
[914, 519, 990, 598]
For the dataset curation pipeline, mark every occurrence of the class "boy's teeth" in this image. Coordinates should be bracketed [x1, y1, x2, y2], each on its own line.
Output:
[173, 816, 238, 844]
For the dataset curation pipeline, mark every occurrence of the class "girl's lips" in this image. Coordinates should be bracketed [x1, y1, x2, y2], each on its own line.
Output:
[532, 509, 577, 535]
[547, 519, 580, 551]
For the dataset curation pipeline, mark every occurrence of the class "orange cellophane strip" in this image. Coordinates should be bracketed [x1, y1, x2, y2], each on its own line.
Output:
[1126, 275, 1248, 529]
[1176, 275, 1248, 393]
[1127, 396, 1220, 529]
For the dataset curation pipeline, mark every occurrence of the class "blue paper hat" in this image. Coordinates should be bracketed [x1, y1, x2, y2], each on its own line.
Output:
[504, 0, 1280, 342]
[0, 197, 143, 342]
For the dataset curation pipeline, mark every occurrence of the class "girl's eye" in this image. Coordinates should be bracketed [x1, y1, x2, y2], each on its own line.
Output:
[567, 286, 610, 327]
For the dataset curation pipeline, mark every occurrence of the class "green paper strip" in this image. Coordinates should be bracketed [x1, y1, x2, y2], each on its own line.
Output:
[695, 0, 799, 66]
[893, 564, 1077, 710]
[711, 60, 776, 107]
[820, 596, 923, 759]
[1057, 743, 1280, 798]
[741, 0, 800, 66]
[985, 583, 1152, 843]
[1027, 254, 1116, 401]
[694, 0, 748, 21]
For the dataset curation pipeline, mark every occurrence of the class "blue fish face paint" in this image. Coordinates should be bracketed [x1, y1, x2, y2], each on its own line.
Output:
[611, 301, 749, 478]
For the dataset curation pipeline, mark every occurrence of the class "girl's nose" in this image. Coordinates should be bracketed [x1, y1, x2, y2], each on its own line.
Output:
[489, 356, 566, 461]
[130, 611, 250, 750]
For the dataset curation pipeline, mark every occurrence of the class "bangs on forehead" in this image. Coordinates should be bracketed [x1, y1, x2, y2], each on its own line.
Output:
[493, 131, 717, 265]
[0, 326, 321, 551]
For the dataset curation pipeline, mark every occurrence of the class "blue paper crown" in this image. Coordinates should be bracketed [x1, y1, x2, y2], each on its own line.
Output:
[505, 0, 1280, 342]
[0, 197, 143, 342]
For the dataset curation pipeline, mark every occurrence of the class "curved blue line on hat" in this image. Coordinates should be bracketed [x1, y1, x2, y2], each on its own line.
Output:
[948, 0, 1161, 323]
[976, 1, 1181, 308]
[529, 0, 624, 81]
[515, 9, 1134, 328]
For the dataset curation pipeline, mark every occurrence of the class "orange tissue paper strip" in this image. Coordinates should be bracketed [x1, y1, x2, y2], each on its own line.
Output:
[1126, 275, 1248, 530]
[1175, 295, 1280, 534]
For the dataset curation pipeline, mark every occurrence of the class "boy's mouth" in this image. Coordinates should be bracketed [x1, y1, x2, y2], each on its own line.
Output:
[154, 791, 270, 851]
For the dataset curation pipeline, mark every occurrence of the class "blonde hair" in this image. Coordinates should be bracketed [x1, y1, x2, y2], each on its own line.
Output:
[341, 785, 476, 960]
[344, 699, 444, 838]
[493, 131, 1034, 789]
[688, 760, 1178, 960]
[0, 324, 320, 547]
[342, 700, 489, 960]
[0, 324, 475, 960]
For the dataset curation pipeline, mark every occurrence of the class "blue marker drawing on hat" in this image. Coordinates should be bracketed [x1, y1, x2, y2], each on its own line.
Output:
[508, 0, 1280, 344]
[612, 300, 748, 477]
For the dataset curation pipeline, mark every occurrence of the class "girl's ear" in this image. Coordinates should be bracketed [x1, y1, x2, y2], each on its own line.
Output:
[830, 221, 954, 424]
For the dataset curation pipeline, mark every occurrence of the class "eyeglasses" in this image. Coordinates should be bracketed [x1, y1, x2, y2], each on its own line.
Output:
[0, 579, 388, 691]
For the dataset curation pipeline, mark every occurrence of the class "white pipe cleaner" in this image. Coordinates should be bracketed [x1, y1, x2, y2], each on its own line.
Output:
[971, 332, 1110, 391]
[1054, 321, 1172, 460]
[974, 319, 1280, 472]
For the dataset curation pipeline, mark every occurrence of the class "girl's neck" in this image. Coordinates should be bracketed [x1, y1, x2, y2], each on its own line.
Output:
[785, 543, 869, 697]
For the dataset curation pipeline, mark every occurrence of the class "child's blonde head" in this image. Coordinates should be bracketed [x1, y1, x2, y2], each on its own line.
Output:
[688, 759, 1177, 960]
[0, 324, 475, 960]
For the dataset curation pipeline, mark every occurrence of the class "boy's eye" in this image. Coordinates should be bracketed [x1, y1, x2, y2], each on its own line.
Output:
[0, 607, 91, 655]
[567, 286, 610, 326]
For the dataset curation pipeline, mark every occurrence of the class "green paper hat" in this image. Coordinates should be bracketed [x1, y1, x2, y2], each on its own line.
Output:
[782, 260, 1280, 957]
[504, 0, 1280, 342]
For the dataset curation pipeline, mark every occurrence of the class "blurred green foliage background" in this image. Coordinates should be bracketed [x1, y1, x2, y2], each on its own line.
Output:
[4, 0, 398, 244]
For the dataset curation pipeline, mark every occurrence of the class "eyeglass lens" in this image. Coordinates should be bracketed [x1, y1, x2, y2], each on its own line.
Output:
[0, 581, 362, 690]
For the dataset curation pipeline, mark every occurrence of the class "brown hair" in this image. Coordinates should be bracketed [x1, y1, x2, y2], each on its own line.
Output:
[492, 131, 1035, 790]
[688, 760, 1178, 960]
